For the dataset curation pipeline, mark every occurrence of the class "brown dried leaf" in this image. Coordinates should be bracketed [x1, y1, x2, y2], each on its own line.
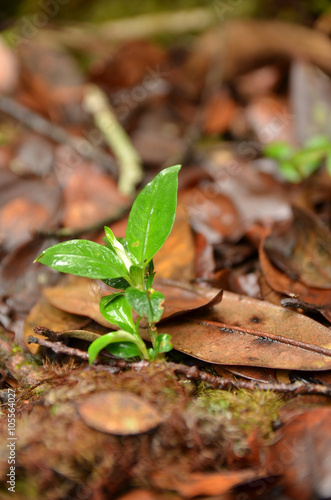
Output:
[266, 408, 331, 500]
[0, 180, 61, 252]
[153, 204, 195, 281]
[24, 298, 89, 354]
[62, 163, 129, 229]
[43, 276, 113, 328]
[260, 237, 331, 322]
[152, 469, 263, 498]
[42, 276, 222, 327]
[155, 286, 331, 371]
[78, 391, 162, 435]
[264, 205, 331, 289]
[202, 90, 237, 135]
[179, 185, 240, 243]
[214, 365, 277, 384]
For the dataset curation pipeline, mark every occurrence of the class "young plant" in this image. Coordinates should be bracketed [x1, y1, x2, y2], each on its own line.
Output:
[264, 135, 331, 182]
[35, 165, 181, 363]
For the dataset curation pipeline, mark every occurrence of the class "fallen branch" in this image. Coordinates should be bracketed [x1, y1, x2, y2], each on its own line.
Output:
[0, 95, 116, 175]
[27, 335, 331, 397]
[27, 335, 89, 360]
[83, 85, 143, 196]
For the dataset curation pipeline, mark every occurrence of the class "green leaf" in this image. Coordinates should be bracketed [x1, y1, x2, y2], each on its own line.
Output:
[102, 277, 131, 290]
[104, 226, 133, 272]
[146, 273, 155, 289]
[88, 330, 141, 364]
[263, 142, 295, 161]
[100, 294, 135, 333]
[145, 260, 155, 289]
[35, 240, 127, 279]
[125, 288, 164, 323]
[304, 135, 331, 150]
[106, 342, 142, 359]
[129, 265, 145, 288]
[125, 165, 181, 265]
[278, 162, 302, 183]
[154, 333, 172, 354]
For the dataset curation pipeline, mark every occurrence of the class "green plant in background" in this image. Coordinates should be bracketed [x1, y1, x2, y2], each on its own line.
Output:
[35, 165, 181, 363]
[264, 135, 331, 182]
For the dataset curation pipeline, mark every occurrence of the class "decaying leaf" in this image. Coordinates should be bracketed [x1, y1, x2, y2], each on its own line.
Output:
[43, 276, 113, 328]
[152, 468, 265, 497]
[77, 391, 162, 435]
[155, 287, 331, 371]
[264, 205, 331, 289]
[265, 408, 331, 500]
[24, 298, 89, 354]
[260, 237, 331, 322]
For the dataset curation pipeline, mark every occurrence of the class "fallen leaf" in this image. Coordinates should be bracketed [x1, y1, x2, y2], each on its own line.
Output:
[265, 408, 331, 500]
[18, 39, 85, 123]
[278, 395, 331, 423]
[246, 94, 294, 144]
[234, 64, 282, 101]
[154, 285, 331, 371]
[153, 204, 195, 281]
[264, 205, 331, 289]
[116, 490, 160, 500]
[78, 391, 162, 435]
[42, 276, 223, 327]
[11, 134, 54, 177]
[0, 237, 57, 312]
[179, 185, 240, 244]
[194, 231, 215, 280]
[62, 163, 129, 229]
[260, 232, 331, 322]
[152, 469, 264, 497]
[43, 277, 331, 370]
[24, 298, 89, 354]
[202, 90, 237, 135]
[90, 39, 167, 89]
[206, 151, 291, 232]
[214, 365, 277, 384]
[0, 180, 61, 252]
[43, 276, 113, 328]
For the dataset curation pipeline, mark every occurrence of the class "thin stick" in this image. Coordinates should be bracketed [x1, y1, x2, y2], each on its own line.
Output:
[83, 85, 143, 196]
[0, 94, 116, 175]
[27, 335, 331, 397]
[27, 336, 89, 360]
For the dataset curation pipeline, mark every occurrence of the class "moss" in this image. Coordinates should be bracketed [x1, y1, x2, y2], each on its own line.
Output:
[196, 385, 284, 440]
[14, 359, 35, 370]
[11, 343, 22, 355]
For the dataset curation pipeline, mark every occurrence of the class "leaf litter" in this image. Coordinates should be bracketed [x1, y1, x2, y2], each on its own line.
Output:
[1, 7, 331, 500]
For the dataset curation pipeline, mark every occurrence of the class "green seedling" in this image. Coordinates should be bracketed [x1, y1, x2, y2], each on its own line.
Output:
[263, 135, 331, 182]
[35, 165, 181, 363]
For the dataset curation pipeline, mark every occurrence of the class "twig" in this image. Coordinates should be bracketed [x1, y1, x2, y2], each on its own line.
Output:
[34, 204, 130, 238]
[27, 335, 89, 360]
[84, 85, 143, 196]
[0, 95, 116, 175]
[27, 335, 331, 397]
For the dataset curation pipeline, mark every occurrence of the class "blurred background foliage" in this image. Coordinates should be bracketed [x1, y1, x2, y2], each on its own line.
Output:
[1, 0, 330, 25]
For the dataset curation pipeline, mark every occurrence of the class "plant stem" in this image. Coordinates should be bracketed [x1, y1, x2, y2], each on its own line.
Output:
[147, 322, 158, 348]
[136, 338, 150, 361]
